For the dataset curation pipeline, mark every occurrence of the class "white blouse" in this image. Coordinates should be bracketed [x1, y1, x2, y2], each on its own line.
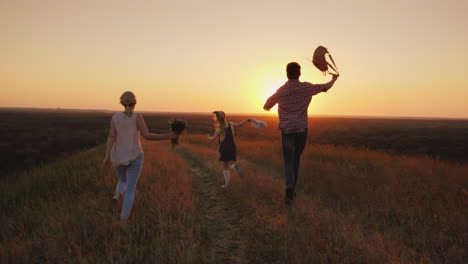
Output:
[110, 112, 143, 166]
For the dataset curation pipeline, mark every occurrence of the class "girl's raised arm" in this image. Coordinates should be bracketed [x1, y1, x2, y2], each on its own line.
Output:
[232, 118, 252, 127]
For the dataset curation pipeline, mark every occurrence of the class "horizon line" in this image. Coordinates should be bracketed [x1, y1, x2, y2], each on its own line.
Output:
[1, 106, 467, 121]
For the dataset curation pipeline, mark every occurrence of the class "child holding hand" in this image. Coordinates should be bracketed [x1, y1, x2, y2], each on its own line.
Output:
[207, 111, 253, 187]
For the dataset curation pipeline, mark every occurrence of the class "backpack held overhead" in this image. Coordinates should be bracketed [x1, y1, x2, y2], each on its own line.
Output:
[312, 46, 339, 75]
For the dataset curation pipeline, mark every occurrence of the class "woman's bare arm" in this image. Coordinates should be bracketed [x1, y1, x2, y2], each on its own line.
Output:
[102, 118, 117, 165]
[137, 113, 177, 140]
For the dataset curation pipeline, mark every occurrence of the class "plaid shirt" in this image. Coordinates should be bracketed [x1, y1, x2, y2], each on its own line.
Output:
[264, 79, 335, 134]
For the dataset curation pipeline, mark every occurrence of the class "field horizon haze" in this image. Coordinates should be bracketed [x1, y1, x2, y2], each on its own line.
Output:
[3, 106, 468, 120]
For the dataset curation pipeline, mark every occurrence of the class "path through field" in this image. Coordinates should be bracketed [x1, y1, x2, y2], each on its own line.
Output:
[186, 163, 246, 263]
[173, 138, 354, 264]
[172, 139, 300, 264]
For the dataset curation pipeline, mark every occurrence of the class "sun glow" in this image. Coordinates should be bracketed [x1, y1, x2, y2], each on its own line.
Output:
[247, 63, 286, 114]
[261, 79, 284, 113]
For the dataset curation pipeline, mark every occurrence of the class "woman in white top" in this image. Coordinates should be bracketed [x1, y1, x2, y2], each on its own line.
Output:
[102, 91, 177, 221]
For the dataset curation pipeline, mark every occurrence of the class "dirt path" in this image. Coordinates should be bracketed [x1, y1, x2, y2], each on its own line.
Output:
[176, 149, 247, 264]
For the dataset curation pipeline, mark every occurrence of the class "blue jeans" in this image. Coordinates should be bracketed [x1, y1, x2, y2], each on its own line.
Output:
[114, 153, 144, 220]
[281, 129, 308, 190]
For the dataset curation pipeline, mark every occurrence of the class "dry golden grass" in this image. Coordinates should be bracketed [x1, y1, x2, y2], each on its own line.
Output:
[0, 141, 199, 263]
[182, 134, 467, 263]
[1, 134, 466, 263]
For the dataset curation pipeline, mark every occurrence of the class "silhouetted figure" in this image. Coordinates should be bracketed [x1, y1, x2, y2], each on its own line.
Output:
[263, 62, 339, 205]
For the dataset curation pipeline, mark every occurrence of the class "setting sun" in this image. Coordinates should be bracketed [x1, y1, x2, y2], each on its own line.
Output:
[246, 63, 285, 113]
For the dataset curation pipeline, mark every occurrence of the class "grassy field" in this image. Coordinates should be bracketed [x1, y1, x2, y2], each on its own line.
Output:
[1, 133, 467, 263]
[2, 108, 468, 178]
[1, 141, 198, 263]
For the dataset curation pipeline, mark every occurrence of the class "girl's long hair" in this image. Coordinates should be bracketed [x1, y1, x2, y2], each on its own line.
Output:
[212, 111, 227, 129]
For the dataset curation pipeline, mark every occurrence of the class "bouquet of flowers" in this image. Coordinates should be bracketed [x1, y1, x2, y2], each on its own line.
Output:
[169, 118, 187, 147]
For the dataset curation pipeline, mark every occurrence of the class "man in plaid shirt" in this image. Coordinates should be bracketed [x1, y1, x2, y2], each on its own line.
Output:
[264, 62, 339, 205]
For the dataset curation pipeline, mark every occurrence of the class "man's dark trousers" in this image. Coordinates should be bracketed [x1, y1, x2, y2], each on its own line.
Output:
[281, 129, 308, 201]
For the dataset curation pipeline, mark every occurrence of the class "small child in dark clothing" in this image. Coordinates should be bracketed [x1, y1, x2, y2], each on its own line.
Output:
[207, 111, 252, 187]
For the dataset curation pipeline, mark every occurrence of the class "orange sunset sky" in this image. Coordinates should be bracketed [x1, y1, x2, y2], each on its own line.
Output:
[1, 0, 467, 118]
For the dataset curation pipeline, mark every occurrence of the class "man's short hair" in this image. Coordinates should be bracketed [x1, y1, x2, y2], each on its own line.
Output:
[286, 62, 301, 79]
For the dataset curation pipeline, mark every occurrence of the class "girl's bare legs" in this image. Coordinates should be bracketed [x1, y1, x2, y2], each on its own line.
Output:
[222, 161, 231, 187]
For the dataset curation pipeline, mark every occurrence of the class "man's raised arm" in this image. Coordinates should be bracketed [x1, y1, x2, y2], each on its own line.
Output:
[321, 74, 339, 92]
[305, 74, 339, 96]
[263, 91, 279, 111]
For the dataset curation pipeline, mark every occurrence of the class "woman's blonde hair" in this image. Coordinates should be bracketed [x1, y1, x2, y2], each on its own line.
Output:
[120, 91, 137, 117]
[212, 111, 227, 129]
